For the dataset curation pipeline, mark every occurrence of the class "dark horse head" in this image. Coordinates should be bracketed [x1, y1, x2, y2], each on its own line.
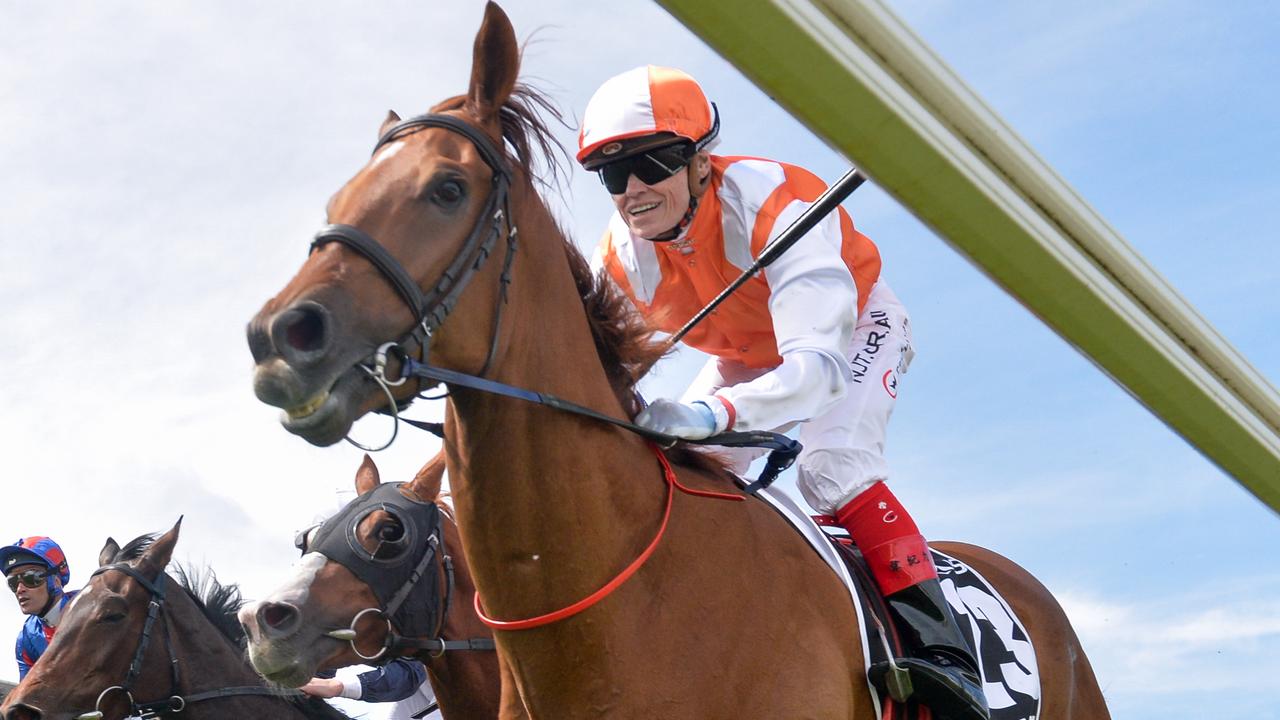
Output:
[239, 454, 498, 718]
[1, 521, 348, 720]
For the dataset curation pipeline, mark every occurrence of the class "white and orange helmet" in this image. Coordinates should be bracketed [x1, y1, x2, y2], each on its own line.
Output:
[577, 66, 720, 170]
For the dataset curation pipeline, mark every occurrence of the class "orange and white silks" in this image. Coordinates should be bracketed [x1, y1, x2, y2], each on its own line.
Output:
[594, 155, 915, 513]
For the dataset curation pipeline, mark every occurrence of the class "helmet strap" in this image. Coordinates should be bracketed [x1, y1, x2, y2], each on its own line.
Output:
[644, 195, 699, 243]
[37, 589, 59, 620]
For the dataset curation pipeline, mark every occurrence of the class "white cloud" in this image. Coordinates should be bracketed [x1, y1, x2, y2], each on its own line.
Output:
[1, 3, 1277, 719]
[1057, 582, 1280, 702]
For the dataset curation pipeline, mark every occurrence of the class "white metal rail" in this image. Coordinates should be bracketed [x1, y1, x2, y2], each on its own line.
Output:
[655, 0, 1280, 511]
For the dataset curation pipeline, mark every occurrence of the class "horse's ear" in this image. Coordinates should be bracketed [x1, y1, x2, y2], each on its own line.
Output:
[98, 537, 120, 567]
[379, 110, 401, 139]
[412, 452, 446, 500]
[355, 454, 381, 495]
[466, 1, 519, 123]
[141, 517, 182, 573]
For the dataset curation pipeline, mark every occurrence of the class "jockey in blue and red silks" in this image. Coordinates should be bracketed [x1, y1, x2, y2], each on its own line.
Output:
[578, 65, 989, 720]
[2, 536, 77, 679]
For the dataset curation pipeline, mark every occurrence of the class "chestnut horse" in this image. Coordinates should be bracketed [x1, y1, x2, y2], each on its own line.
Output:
[244, 3, 1108, 718]
[2, 522, 349, 720]
[242, 454, 500, 719]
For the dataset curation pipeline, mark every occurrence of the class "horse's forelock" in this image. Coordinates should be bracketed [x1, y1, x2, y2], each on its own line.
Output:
[427, 82, 570, 192]
[114, 533, 159, 563]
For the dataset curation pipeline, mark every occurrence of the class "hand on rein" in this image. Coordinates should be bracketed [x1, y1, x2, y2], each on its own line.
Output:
[636, 398, 719, 440]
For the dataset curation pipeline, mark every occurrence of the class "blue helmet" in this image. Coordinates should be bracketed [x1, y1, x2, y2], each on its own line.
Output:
[0, 537, 70, 595]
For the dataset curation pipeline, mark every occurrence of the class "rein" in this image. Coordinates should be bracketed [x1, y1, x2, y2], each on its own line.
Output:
[307, 110, 800, 640]
[321, 111, 800, 492]
[473, 442, 742, 630]
[78, 563, 305, 720]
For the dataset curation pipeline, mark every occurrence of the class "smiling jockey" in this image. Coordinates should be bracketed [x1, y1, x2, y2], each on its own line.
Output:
[579, 66, 988, 720]
[1, 536, 76, 680]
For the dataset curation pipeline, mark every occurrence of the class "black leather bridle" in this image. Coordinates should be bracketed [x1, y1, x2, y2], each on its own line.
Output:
[297, 482, 494, 661]
[78, 563, 305, 720]
[309, 110, 801, 484]
[310, 112, 518, 452]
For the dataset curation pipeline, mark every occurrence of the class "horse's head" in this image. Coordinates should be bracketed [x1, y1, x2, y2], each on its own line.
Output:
[2, 522, 181, 720]
[239, 455, 451, 687]
[247, 1, 526, 446]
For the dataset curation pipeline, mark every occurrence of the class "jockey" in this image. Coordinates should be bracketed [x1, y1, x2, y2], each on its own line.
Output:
[1, 536, 76, 679]
[578, 66, 988, 720]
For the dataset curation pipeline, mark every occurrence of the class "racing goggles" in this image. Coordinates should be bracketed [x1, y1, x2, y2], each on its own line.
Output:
[7, 569, 48, 592]
[598, 143, 695, 194]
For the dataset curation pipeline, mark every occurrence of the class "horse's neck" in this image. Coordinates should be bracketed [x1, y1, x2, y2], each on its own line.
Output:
[164, 598, 310, 718]
[421, 513, 500, 718]
[447, 186, 669, 620]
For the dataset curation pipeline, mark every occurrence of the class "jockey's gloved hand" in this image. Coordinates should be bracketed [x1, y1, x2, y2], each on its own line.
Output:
[637, 399, 718, 440]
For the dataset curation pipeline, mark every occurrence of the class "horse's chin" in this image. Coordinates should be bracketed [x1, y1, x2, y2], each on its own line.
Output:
[274, 368, 371, 447]
[246, 642, 326, 689]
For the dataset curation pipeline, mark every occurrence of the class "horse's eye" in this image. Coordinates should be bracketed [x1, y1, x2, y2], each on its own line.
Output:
[378, 520, 405, 543]
[433, 179, 466, 207]
[372, 519, 407, 559]
[99, 612, 126, 624]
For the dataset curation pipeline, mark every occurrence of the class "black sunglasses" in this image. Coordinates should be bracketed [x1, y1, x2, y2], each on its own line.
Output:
[598, 143, 695, 194]
[7, 569, 48, 592]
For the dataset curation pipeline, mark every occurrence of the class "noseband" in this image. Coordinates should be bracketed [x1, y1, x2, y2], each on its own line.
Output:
[78, 563, 305, 720]
[302, 482, 494, 661]
[310, 113, 517, 451]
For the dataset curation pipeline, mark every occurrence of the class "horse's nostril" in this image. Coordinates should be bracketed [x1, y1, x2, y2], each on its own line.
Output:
[259, 601, 300, 635]
[5, 703, 43, 720]
[269, 302, 332, 366]
[285, 306, 327, 353]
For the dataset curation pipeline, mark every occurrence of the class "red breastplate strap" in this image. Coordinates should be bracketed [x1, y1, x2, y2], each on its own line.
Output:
[474, 443, 743, 631]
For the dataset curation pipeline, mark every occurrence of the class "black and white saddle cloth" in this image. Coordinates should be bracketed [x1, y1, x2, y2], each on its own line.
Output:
[750, 486, 1042, 720]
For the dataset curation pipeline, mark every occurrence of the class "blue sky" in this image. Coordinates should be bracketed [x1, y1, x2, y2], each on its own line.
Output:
[1, 1, 1277, 717]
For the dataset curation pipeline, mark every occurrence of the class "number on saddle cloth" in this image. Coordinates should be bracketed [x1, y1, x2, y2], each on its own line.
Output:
[830, 541, 1042, 718]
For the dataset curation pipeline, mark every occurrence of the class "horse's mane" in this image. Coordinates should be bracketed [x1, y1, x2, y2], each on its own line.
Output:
[172, 564, 247, 649]
[108, 537, 249, 649]
[433, 82, 733, 477]
[109, 536, 350, 720]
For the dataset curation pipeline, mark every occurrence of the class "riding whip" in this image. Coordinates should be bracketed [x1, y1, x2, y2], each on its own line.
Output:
[667, 167, 868, 347]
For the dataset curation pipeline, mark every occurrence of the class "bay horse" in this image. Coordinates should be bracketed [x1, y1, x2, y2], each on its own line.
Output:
[244, 3, 1109, 717]
[242, 453, 501, 719]
[1, 521, 349, 720]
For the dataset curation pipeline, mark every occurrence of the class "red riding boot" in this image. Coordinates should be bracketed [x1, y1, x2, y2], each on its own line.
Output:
[836, 481, 990, 720]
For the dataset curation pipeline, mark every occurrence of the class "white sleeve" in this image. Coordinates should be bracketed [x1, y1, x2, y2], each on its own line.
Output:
[714, 202, 857, 432]
[680, 355, 731, 401]
[335, 667, 365, 700]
